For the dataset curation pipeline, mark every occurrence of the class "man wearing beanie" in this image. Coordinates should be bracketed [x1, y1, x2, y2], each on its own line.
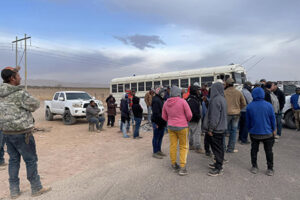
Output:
[151, 86, 167, 159]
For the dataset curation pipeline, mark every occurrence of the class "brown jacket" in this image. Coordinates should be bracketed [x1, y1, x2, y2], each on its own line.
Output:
[107, 98, 117, 116]
[224, 87, 246, 115]
[144, 92, 153, 107]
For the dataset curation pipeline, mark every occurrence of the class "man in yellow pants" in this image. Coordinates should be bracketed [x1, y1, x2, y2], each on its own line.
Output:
[162, 86, 192, 176]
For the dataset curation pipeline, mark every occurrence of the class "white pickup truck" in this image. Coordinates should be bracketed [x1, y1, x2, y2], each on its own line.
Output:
[44, 91, 105, 125]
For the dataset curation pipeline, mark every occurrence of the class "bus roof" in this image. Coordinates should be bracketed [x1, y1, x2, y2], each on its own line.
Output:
[111, 64, 245, 83]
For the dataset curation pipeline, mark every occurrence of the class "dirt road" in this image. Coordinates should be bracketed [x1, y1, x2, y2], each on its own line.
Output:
[1, 103, 300, 200]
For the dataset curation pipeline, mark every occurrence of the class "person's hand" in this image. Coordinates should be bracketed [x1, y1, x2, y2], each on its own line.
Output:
[273, 131, 276, 137]
[208, 132, 213, 136]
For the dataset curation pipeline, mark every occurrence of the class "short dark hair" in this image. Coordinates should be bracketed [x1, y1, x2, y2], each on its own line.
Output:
[265, 81, 273, 89]
[90, 100, 95, 103]
[1, 69, 17, 83]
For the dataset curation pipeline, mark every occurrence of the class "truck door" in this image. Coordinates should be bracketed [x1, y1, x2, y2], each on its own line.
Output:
[51, 92, 60, 114]
[57, 93, 66, 114]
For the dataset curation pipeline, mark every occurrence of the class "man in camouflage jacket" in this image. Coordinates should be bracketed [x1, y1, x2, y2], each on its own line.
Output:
[0, 67, 51, 198]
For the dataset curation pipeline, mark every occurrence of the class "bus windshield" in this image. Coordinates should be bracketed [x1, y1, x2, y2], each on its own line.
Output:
[232, 73, 242, 84]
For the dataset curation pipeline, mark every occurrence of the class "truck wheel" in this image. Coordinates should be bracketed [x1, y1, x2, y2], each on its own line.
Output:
[45, 107, 54, 121]
[63, 109, 76, 125]
[285, 110, 296, 129]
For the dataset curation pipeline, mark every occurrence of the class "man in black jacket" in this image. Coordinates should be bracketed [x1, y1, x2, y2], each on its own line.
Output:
[187, 85, 204, 153]
[151, 87, 167, 159]
[132, 97, 143, 139]
[273, 82, 285, 137]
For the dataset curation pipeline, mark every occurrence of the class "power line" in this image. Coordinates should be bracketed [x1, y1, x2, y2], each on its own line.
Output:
[247, 57, 264, 72]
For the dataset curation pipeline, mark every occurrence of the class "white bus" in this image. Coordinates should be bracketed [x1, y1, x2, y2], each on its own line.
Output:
[110, 64, 247, 112]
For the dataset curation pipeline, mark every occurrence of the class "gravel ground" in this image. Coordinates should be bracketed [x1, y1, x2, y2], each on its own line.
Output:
[1, 126, 299, 200]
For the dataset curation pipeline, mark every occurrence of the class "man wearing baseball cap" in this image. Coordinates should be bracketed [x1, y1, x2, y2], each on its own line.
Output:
[0, 66, 51, 198]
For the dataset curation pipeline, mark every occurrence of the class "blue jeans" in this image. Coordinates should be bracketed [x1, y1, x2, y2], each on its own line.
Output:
[147, 106, 152, 123]
[5, 134, 42, 194]
[134, 117, 142, 138]
[227, 115, 240, 152]
[276, 113, 282, 136]
[238, 112, 249, 143]
[88, 116, 105, 130]
[0, 131, 5, 165]
[120, 118, 130, 132]
[152, 123, 165, 153]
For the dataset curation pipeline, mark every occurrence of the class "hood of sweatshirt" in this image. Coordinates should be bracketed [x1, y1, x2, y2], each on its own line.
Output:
[210, 82, 224, 99]
[170, 86, 181, 97]
[252, 87, 265, 101]
[165, 96, 181, 108]
[0, 83, 21, 98]
[132, 96, 140, 104]
[122, 93, 128, 100]
[190, 85, 199, 96]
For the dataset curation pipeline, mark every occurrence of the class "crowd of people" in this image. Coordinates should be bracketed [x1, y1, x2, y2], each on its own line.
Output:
[1, 65, 300, 198]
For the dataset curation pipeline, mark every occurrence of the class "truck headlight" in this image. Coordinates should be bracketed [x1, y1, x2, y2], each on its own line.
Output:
[72, 103, 82, 108]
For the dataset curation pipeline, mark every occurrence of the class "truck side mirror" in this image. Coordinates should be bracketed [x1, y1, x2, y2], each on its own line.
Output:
[92, 96, 95, 100]
[58, 97, 65, 101]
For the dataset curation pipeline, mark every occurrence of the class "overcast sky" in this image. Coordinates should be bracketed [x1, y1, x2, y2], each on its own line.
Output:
[0, 0, 299, 86]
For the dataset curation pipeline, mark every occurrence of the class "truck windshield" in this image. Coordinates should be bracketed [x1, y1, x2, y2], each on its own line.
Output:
[66, 93, 91, 100]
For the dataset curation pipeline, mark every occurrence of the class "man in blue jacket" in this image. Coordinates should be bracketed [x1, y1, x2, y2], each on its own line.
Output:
[291, 87, 300, 131]
[246, 87, 276, 176]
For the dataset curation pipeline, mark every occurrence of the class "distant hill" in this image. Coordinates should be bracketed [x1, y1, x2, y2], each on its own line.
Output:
[21, 79, 109, 88]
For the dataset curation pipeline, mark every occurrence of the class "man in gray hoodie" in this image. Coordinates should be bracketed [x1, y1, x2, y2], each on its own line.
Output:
[203, 82, 227, 176]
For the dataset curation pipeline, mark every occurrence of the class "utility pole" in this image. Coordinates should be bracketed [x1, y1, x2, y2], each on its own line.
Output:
[12, 34, 31, 90]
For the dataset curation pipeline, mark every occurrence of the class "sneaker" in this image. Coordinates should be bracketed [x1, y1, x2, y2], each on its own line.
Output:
[208, 168, 223, 177]
[157, 151, 167, 156]
[178, 167, 188, 176]
[152, 153, 163, 159]
[10, 191, 21, 199]
[31, 187, 52, 197]
[208, 163, 216, 169]
[171, 163, 180, 171]
[136, 136, 143, 139]
[250, 167, 258, 174]
[205, 152, 212, 157]
[123, 135, 130, 138]
[97, 130, 101, 133]
[266, 169, 274, 176]
[195, 149, 205, 154]
[226, 149, 238, 153]
[274, 135, 279, 139]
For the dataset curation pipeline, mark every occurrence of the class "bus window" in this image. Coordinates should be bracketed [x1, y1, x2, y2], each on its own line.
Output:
[201, 76, 214, 87]
[154, 81, 161, 88]
[131, 83, 137, 92]
[162, 80, 170, 87]
[138, 82, 145, 91]
[180, 79, 188, 88]
[171, 79, 179, 86]
[112, 85, 117, 93]
[146, 81, 152, 91]
[232, 72, 242, 84]
[118, 84, 124, 93]
[125, 83, 130, 90]
[190, 77, 199, 85]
